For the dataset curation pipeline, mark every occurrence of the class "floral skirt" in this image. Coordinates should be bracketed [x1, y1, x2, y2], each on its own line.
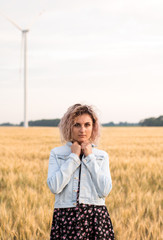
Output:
[50, 203, 115, 240]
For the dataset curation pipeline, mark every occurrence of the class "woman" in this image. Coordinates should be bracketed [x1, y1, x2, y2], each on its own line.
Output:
[47, 103, 115, 240]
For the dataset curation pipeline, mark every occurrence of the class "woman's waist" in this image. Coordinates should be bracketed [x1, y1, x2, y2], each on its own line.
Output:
[54, 198, 106, 209]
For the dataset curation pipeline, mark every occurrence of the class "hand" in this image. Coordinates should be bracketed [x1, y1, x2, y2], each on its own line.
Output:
[81, 141, 92, 157]
[71, 141, 81, 157]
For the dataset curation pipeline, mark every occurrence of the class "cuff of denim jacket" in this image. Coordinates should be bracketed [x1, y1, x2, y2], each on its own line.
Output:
[83, 153, 96, 165]
[69, 153, 81, 165]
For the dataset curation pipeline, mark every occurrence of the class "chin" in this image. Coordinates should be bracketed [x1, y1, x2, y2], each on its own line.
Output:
[78, 139, 87, 144]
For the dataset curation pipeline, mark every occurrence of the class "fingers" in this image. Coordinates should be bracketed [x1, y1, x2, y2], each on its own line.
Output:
[71, 141, 92, 157]
[81, 141, 91, 149]
[81, 141, 92, 157]
[71, 141, 81, 156]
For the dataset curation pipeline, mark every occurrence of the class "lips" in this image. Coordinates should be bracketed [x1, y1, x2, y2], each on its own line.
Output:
[79, 135, 86, 137]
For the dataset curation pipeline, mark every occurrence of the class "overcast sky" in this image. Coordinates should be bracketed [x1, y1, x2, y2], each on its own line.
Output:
[0, 0, 162, 124]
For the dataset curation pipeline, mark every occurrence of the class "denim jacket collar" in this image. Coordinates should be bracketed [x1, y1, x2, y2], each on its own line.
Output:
[66, 141, 96, 148]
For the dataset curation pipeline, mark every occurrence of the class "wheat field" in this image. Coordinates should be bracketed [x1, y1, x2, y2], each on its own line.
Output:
[0, 127, 162, 240]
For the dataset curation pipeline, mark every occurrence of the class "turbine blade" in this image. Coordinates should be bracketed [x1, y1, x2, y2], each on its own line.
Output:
[27, 9, 45, 29]
[0, 11, 22, 31]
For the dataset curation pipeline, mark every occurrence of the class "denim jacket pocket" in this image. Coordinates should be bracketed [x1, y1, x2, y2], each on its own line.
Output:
[95, 155, 104, 166]
[56, 154, 69, 166]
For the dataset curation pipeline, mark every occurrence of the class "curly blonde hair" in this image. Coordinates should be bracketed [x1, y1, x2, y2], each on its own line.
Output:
[59, 103, 101, 145]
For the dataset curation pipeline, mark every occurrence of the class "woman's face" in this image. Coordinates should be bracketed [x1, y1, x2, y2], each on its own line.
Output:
[71, 114, 93, 144]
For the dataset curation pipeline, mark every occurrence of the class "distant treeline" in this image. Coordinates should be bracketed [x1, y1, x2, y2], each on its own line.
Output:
[0, 119, 60, 127]
[102, 122, 138, 126]
[103, 115, 163, 126]
[20, 119, 60, 127]
[139, 115, 163, 126]
[0, 115, 163, 127]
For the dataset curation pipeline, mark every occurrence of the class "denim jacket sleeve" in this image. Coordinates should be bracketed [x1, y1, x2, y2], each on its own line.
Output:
[47, 150, 81, 194]
[82, 152, 112, 198]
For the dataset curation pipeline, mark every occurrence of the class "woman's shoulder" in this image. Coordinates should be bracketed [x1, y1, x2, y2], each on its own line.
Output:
[93, 147, 109, 157]
[50, 144, 70, 155]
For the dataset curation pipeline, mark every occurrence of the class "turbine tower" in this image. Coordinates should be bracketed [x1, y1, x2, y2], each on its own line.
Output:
[22, 29, 29, 128]
[0, 11, 44, 127]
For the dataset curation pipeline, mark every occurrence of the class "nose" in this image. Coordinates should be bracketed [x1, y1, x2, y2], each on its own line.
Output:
[79, 125, 85, 133]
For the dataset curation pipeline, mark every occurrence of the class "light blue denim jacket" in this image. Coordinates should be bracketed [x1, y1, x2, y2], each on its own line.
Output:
[47, 142, 112, 208]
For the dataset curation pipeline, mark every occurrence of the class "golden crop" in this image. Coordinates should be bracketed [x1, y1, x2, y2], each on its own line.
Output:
[0, 127, 162, 240]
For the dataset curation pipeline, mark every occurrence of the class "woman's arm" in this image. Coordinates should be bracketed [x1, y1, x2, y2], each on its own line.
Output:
[82, 152, 112, 198]
[47, 150, 81, 194]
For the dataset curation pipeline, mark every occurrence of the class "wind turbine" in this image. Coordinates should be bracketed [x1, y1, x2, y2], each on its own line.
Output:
[0, 10, 44, 128]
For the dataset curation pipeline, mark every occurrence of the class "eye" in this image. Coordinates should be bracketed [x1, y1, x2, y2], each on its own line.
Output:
[85, 123, 91, 127]
[74, 123, 80, 127]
